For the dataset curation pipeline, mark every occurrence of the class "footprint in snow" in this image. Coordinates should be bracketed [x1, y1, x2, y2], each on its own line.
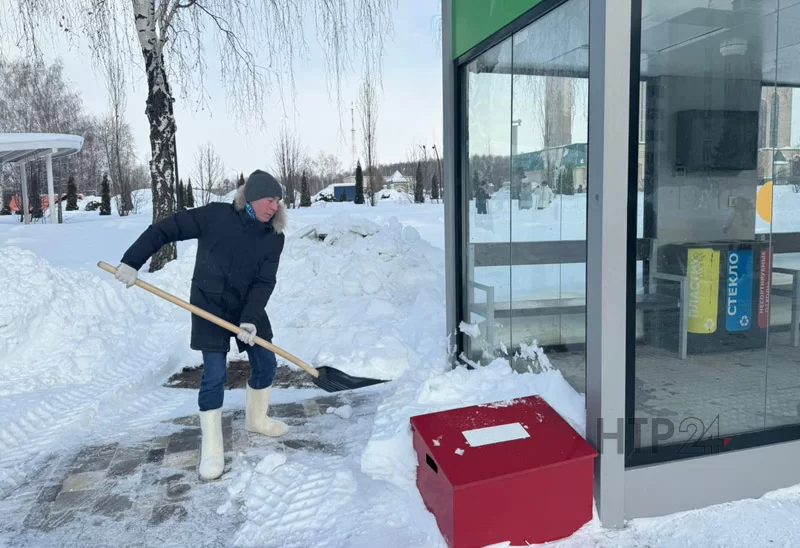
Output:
[255, 452, 287, 475]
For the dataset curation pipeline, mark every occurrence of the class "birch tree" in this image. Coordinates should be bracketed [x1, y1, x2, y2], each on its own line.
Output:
[4, 0, 396, 270]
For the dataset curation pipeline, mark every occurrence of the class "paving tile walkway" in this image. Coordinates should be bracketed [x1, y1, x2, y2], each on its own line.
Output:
[0, 389, 381, 548]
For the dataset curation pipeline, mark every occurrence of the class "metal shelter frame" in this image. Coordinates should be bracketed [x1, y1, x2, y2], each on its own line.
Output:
[0, 133, 85, 225]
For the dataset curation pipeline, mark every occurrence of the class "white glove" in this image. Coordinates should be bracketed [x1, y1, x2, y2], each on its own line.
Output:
[237, 323, 257, 346]
[114, 263, 138, 288]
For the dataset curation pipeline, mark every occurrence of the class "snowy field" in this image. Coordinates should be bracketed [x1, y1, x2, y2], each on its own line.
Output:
[1, 189, 800, 546]
[468, 185, 800, 302]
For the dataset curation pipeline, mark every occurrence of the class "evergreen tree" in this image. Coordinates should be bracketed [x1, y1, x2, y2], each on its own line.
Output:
[511, 164, 524, 201]
[176, 178, 185, 211]
[431, 172, 440, 201]
[560, 168, 575, 196]
[0, 190, 11, 215]
[354, 161, 365, 204]
[300, 171, 311, 207]
[186, 180, 195, 208]
[66, 175, 79, 210]
[238, 173, 245, 187]
[414, 162, 424, 203]
[100, 173, 112, 215]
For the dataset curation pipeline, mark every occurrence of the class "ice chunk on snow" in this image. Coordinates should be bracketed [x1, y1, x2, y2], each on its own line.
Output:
[255, 452, 287, 475]
[360, 271, 382, 294]
[458, 321, 481, 338]
[334, 405, 353, 419]
[301, 215, 380, 244]
[348, 219, 381, 237]
[326, 405, 353, 419]
[517, 341, 553, 372]
[216, 500, 232, 514]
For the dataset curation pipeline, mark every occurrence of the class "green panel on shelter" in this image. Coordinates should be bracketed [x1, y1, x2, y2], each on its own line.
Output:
[452, 0, 543, 59]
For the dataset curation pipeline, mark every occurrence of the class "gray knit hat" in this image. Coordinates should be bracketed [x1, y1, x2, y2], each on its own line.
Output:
[244, 170, 283, 201]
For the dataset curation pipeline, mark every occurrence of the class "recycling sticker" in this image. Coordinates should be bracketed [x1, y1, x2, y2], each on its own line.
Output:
[726, 250, 753, 333]
[687, 248, 720, 334]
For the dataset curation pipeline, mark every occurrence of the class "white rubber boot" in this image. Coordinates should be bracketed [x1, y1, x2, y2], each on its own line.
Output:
[198, 408, 224, 480]
[245, 385, 289, 437]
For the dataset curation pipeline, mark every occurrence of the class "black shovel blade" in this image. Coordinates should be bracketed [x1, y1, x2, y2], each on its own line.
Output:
[312, 366, 389, 393]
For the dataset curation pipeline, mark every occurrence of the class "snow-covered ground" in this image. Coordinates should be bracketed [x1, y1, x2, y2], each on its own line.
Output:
[2, 189, 800, 546]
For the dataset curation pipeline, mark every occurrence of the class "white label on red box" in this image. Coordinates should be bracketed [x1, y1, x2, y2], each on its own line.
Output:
[462, 422, 530, 447]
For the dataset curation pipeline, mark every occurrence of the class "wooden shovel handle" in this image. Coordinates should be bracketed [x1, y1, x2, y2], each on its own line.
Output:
[97, 261, 319, 378]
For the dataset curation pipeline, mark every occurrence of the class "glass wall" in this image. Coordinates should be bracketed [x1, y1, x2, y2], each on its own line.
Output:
[630, 0, 800, 463]
[463, 37, 513, 361]
[461, 0, 590, 394]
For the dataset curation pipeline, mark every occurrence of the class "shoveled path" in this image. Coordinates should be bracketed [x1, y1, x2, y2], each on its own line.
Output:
[0, 366, 385, 548]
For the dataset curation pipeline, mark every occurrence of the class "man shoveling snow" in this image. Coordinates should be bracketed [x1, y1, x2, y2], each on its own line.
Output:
[112, 170, 288, 481]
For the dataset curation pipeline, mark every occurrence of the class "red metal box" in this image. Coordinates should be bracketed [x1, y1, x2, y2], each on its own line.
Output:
[410, 395, 597, 547]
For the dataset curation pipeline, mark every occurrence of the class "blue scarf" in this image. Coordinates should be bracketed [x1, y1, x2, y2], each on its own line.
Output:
[245, 202, 257, 220]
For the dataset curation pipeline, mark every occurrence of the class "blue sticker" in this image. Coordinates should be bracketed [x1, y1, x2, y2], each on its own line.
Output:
[726, 250, 753, 332]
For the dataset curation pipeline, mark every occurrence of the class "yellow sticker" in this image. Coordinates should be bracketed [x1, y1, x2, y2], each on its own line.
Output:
[757, 181, 773, 224]
[686, 248, 720, 334]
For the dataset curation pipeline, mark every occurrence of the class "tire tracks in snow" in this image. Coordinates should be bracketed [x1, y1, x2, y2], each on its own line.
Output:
[232, 456, 359, 548]
[0, 321, 187, 498]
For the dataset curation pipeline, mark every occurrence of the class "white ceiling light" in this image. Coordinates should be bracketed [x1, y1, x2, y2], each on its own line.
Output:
[720, 37, 747, 56]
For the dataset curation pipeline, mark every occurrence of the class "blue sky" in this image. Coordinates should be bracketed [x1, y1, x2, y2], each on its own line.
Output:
[3, 0, 443, 179]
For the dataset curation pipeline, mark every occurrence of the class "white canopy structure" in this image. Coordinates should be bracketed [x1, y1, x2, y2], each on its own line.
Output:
[0, 133, 85, 225]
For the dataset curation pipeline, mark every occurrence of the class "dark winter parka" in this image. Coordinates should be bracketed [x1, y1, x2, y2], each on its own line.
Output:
[120, 186, 287, 353]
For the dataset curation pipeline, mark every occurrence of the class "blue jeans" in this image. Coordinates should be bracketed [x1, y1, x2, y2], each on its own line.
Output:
[198, 346, 278, 411]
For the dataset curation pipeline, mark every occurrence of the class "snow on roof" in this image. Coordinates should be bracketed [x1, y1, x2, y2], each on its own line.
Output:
[0, 133, 85, 164]
[386, 170, 407, 183]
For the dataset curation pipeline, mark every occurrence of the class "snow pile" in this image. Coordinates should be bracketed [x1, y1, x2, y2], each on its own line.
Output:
[375, 188, 414, 204]
[0, 246, 200, 394]
[5, 195, 800, 546]
[311, 183, 337, 202]
[0, 210, 447, 497]
[296, 214, 381, 244]
[0, 245, 201, 496]
[273, 214, 446, 381]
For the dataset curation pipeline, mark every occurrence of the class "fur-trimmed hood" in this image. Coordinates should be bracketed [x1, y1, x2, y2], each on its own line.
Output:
[234, 185, 287, 234]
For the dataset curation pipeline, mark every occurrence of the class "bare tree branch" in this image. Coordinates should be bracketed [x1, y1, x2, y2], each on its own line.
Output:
[358, 68, 378, 206]
[3, 0, 397, 269]
[273, 126, 305, 208]
[193, 141, 224, 205]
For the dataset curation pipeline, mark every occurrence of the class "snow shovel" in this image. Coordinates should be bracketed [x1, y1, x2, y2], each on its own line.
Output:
[97, 261, 388, 393]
